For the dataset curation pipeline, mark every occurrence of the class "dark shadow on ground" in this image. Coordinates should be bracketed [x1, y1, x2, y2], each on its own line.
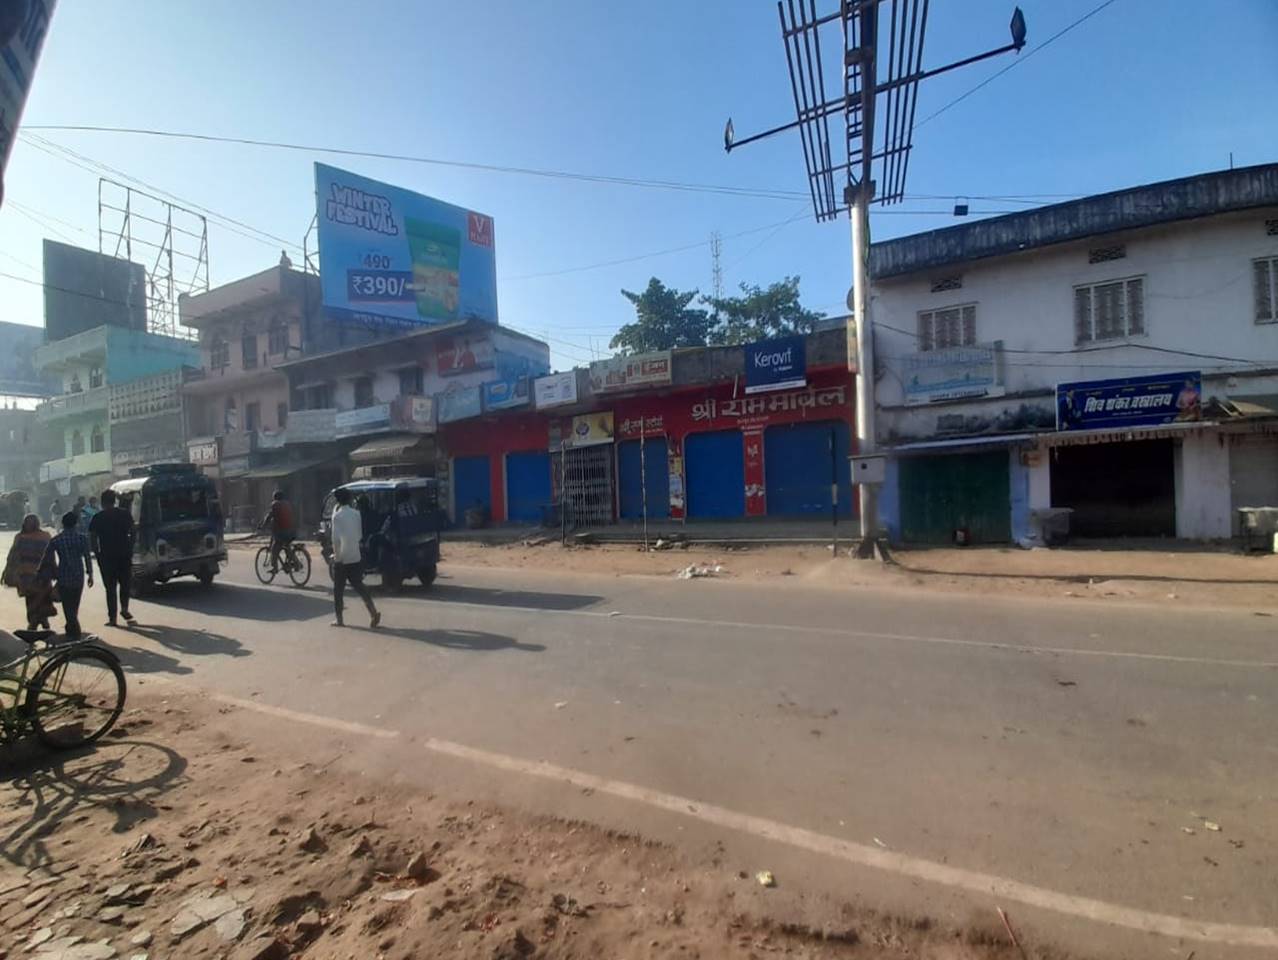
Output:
[0, 737, 187, 872]
[138, 579, 332, 621]
[372, 625, 545, 652]
[387, 580, 602, 612]
[895, 561, 1278, 588]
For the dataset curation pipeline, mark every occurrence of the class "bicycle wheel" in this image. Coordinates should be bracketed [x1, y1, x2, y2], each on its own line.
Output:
[286, 545, 312, 587]
[26, 646, 126, 750]
[254, 546, 276, 584]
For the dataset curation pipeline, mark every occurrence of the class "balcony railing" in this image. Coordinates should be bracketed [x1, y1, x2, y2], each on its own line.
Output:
[36, 385, 110, 423]
[39, 450, 113, 482]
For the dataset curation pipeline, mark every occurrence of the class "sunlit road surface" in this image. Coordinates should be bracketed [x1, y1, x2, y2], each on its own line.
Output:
[3, 534, 1275, 957]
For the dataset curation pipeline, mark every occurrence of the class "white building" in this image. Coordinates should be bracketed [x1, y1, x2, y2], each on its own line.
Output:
[870, 163, 1278, 543]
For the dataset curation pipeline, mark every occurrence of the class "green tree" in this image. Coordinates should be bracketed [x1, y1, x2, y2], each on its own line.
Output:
[610, 278, 714, 354]
[705, 276, 825, 345]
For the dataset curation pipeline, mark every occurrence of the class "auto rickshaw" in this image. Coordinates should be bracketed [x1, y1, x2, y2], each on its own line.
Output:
[318, 477, 443, 591]
[110, 463, 226, 593]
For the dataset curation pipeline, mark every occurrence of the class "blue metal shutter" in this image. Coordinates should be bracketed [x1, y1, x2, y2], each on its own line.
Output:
[764, 420, 852, 517]
[453, 455, 491, 519]
[685, 430, 745, 519]
[618, 438, 670, 520]
[505, 451, 551, 523]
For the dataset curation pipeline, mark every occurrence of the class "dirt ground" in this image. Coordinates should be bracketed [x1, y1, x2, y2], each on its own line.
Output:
[437, 539, 1278, 612]
[0, 688, 1067, 960]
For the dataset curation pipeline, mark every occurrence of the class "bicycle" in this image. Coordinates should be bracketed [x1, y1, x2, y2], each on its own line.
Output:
[254, 538, 312, 587]
[0, 630, 127, 750]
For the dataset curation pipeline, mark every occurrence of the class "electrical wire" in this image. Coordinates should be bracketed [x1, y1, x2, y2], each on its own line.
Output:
[913, 0, 1123, 131]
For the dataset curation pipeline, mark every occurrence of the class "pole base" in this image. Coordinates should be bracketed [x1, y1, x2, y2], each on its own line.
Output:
[850, 537, 894, 563]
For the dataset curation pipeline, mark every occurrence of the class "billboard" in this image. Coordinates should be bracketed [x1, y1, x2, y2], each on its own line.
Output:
[315, 163, 497, 329]
[435, 334, 494, 376]
[745, 335, 806, 394]
[0, 321, 55, 396]
[436, 385, 484, 423]
[902, 344, 1004, 405]
[534, 371, 578, 408]
[0, 0, 56, 202]
[42, 240, 147, 341]
[1056, 371, 1201, 431]
[589, 351, 672, 394]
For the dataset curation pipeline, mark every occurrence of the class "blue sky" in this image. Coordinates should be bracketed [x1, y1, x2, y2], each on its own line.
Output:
[2, 0, 1277, 371]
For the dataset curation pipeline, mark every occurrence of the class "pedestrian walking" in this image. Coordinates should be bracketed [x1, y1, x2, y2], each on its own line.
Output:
[47, 499, 60, 527]
[3, 513, 55, 629]
[82, 495, 100, 529]
[328, 487, 380, 629]
[73, 496, 88, 533]
[89, 489, 136, 627]
[41, 511, 93, 640]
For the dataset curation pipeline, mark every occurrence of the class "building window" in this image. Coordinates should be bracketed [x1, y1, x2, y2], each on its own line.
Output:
[353, 376, 375, 409]
[210, 338, 230, 369]
[1088, 244, 1126, 265]
[68, 373, 82, 393]
[1255, 257, 1278, 324]
[398, 366, 423, 396]
[267, 323, 289, 357]
[1266, 219, 1278, 238]
[303, 383, 333, 410]
[88, 365, 103, 389]
[90, 424, 105, 453]
[1075, 276, 1145, 343]
[242, 334, 259, 370]
[930, 274, 963, 293]
[70, 430, 84, 456]
[245, 402, 260, 432]
[918, 304, 977, 351]
[277, 402, 289, 429]
[224, 397, 239, 432]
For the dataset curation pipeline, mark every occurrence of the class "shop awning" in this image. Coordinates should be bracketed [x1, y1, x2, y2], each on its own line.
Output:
[887, 433, 1035, 454]
[349, 434, 435, 466]
[238, 456, 337, 481]
[1039, 420, 1217, 448]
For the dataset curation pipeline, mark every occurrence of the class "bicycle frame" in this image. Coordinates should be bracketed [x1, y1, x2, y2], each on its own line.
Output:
[0, 637, 117, 744]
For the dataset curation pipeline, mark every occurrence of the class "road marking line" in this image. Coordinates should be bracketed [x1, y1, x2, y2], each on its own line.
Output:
[211, 688, 1276, 946]
[211, 693, 399, 739]
[423, 736, 1278, 948]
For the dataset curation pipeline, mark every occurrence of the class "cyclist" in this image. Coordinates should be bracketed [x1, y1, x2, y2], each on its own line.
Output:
[259, 490, 297, 575]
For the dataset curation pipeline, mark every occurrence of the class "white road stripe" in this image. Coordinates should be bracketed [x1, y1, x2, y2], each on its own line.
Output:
[217, 691, 1278, 948]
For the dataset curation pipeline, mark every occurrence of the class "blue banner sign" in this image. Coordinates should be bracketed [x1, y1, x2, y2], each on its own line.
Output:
[1056, 371, 1202, 431]
[745, 335, 806, 394]
[315, 163, 498, 330]
[436, 385, 484, 424]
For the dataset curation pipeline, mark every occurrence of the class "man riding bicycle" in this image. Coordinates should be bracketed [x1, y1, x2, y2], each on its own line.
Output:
[259, 490, 297, 574]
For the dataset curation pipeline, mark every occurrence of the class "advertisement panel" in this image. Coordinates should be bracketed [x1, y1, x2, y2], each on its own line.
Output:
[435, 334, 494, 376]
[568, 411, 615, 447]
[42, 241, 147, 342]
[902, 344, 1004, 405]
[0, 0, 56, 196]
[745, 335, 806, 394]
[314, 163, 497, 329]
[335, 403, 391, 437]
[436, 385, 484, 423]
[1056, 371, 1202, 431]
[483, 377, 530, 411]
[534, 371, 578, 408]
[589, 351, 672, 394]
[0, 321, 55, 396]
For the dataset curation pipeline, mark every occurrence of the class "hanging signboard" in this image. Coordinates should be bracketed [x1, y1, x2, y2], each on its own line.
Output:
[589, 351, 672, 393]
[568, 411, 615, 447]
[314, 163, 497, 330]
[335, 403, 391, 437]
[483, 376, 530, 410]
[436, 385, 484, 423]
[745, 335, 806, 394]
[534, 371, 578, 408]
[902, 344, 1004, 405]
[1056, 371, 1202, 431]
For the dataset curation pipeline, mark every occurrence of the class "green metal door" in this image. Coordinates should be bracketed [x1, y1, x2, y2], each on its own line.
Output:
[899, 451, 1011, 544]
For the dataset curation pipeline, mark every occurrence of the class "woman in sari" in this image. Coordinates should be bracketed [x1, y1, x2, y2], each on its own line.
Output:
[3, 513, 55, 629]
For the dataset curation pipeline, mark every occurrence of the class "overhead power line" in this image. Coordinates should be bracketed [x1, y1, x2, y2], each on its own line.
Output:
[913, 0, 1122, 131]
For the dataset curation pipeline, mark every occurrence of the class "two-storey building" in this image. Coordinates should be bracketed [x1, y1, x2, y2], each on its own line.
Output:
[870, 163, 1278, 543]
[35, 325, 198, 499]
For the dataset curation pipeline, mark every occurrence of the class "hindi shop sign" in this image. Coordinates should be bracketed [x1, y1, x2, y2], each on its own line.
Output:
[335, 403, 392, 437]
[1056, 371, 1202, 431]
[901, 344, 1004, 405]
[534, 370, 578, 408]
[314, 163, 498, 330]
[589, 351, 672, 394]
[745, 336, 806, 394]
[690, 384, 847, 431]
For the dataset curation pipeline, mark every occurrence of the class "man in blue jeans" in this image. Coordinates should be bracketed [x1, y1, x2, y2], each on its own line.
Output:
[41, 511, 94, 639]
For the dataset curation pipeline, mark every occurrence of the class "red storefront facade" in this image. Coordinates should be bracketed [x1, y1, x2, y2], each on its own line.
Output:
[439, 364, 856, 525]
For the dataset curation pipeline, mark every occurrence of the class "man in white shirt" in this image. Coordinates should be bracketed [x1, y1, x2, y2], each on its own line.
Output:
[329, 487, 381, 629]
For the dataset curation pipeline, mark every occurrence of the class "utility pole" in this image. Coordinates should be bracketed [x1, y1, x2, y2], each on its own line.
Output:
[709, 231, 724, 308]
[724, 1, 1026, 560]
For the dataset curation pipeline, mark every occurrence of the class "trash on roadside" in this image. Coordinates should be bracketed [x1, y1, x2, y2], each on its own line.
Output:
[1055, 679, 1077, 687]
[1204, 821, 1221, 832]
[676, 564, 722, 579]
[1181, 827, 1196, 835]
[872, 837, 887, 849]
[608, 611, 621, 617]
[554, 701, 568, 710]
[755, 870, 775, 888]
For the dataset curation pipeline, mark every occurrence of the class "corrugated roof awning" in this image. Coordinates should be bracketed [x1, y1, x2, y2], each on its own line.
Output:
[1040, 420, 1215, 448]
[887, 433, 1034, 454]
[239, 455, 338, 481]
[349, 434, 434, 466]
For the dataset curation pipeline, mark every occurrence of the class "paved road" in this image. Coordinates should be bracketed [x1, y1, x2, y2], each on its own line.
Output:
[3, 537, 1275, 957]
